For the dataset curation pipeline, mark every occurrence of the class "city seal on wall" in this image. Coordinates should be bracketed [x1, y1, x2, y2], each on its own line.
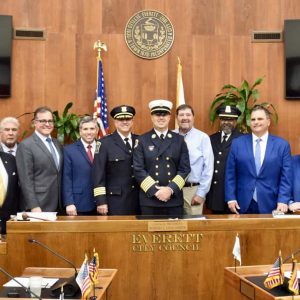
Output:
[125, 10, 175, 60]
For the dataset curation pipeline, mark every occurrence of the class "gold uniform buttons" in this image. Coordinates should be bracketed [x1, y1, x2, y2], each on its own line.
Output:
[155, 172, 159, 176]
[215, 170, 218, 173]
[168, 172, 171, 176]
[166, 157, 170, 160]
[167, 164, 170, 168]
[155, 165, 158, 168]
[132, 185, 135, 188]
[115, 159, 119, 162]
[156, 157, 159, 161]
[218, 152, 222, 155]
[213, 181, 217, 184]
[216, 161, 220, 164]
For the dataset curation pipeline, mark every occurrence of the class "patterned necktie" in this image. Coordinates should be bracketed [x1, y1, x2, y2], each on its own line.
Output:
[0, 174, 6, 207]
[160, 134, 164, 140]
[222, 134, 228, 143]
[46, 137, 59, 169]
[87, 145, 93, 163]
[124, 137, 132, 152]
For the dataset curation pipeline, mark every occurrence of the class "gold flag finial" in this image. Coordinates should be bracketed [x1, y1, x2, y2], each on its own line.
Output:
[177, 56, 181, 64]
[94, 40, 108, 59]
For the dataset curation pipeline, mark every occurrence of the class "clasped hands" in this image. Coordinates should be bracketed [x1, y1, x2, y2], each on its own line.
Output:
[155, 185, 173, 202]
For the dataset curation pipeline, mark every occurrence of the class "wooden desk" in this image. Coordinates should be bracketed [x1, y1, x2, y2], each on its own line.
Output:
[5, 215, 300, 300]
[0, 267, 116, 300]
[225, 264, 300, 300]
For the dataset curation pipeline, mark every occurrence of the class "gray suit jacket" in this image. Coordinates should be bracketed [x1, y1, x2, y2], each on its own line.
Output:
[16, 132, 63, 212]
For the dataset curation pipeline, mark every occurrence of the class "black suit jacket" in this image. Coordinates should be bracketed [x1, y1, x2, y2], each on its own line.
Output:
[206, 129, 242, 212]
[0, 152, 19, 234]
[93, 131, 140, 215]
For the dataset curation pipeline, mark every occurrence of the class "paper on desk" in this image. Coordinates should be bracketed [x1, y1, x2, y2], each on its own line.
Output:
[273, 214, 300, 219]
[16, 212, 57, 221]
[4, 277, 58, 288]
[284, 271, 300, 278]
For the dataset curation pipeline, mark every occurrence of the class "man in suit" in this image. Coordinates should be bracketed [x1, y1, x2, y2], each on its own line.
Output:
[225, 105, 292, 214]
[174, 104, 214, 215]
[133, 99, 191, 215]
[63, 116, 98, 216]
[0, 151, 19, 234]
[93, 105, 139, 215]
[288, 155, 300, 212]
[0, 117, 20, 156]
[16, 106, 63, 212]
[206, 105, 242, 214]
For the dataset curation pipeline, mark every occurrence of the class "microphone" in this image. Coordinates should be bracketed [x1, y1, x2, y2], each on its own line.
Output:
[22, 212, 50, 221]
[28, 239, 79, 297]
[283, 248, 300, 263]
[0, 267, 42, 299]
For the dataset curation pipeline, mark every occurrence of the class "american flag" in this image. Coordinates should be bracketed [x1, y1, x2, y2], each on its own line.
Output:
[264, 252, 284, 289]
[76, 256, 91, 300]
[93, 58, 109, 138]
[89, 249, 99, 284]
[288, 258, 299, 295]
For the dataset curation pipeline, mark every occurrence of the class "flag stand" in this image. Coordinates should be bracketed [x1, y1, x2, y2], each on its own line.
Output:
[89, 284, 97, 300]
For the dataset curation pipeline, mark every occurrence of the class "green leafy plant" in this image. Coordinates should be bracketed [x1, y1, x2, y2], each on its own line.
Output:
[53, 102, 81, 144]
[209, 76, 278, 133]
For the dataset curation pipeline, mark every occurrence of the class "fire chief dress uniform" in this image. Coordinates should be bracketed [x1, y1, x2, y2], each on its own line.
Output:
[93, 105, 139, 215]
[133, 100, 191, 215]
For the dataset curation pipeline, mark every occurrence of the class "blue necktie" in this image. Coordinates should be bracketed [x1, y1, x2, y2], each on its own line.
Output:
[253, 138, 261, 202]
[46, 137, 59, 169]
[255, 138, 261, 174]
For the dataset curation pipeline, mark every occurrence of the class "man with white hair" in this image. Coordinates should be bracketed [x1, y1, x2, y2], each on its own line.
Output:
[133, 99, 190, 215]
[0, 117, 20, 156]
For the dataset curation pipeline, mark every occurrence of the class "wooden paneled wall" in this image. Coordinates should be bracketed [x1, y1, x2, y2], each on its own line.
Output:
[1, 0, 300, 153]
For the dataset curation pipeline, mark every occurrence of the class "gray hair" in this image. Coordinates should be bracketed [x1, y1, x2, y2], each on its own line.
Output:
[0, 117, 20, 130]
[79, 116, 97, 129]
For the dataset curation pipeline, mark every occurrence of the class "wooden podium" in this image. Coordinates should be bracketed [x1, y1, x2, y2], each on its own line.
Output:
[4, 215, 300, 299]
[225, 264, 300, 300]
[0, 267, 117, 300]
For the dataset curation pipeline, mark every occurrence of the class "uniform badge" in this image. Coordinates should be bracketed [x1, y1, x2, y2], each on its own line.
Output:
[95, 141, 101, 154]
[167, 133, 172, 138]
[121, 106, 127, 112]
[148, 146, 155, 151]
[134, 139, 139, 148]
[151, 134, 156, 139]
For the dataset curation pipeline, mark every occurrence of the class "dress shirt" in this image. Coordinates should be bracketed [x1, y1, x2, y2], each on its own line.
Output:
[221, 132, 231, 142]
[1, 143, 17, 156]
[154, 129, 168, 139]
[81, 139, 96, 157]
[117, 131, 133, 148]
[0, 158, 8, 190]
[174, 127, 214, 198]
[34, 130, 60, 163]
[252, 132, 268, 165]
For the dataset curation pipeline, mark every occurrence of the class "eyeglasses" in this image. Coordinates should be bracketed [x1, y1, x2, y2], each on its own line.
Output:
[35, 119, 54, 124]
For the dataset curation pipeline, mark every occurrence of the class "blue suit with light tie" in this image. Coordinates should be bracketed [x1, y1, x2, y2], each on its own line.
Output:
[225, 134, 292, 213]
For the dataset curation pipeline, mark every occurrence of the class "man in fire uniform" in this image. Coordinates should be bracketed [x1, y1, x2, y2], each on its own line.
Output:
[133, 99, 190, 215]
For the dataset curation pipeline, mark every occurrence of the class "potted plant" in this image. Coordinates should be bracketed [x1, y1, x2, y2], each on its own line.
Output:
[53, 102, 82, 144]
[209, 76, 278, 133]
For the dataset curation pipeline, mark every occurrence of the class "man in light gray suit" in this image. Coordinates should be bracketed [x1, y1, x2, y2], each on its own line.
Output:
[16, 106, 63, 212]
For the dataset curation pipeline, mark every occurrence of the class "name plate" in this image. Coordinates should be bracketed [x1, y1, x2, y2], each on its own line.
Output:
[148, 221, 188, 232]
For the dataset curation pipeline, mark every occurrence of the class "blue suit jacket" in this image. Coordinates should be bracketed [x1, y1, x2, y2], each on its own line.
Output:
[225, 134, 292, 213]
[292, 155, 300, 202]
[63, 140, 96, 212]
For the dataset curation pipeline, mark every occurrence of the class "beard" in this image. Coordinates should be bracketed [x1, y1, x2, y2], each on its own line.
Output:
[221, 124, 234, 135]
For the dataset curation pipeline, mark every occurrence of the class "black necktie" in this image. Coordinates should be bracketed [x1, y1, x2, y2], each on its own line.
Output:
[222, 134, 228, 143]
[160, 134, 164, 140]
[124, 137, 132, 151]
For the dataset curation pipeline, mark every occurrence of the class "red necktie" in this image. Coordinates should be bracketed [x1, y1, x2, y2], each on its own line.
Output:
[87, 145, 93, 163]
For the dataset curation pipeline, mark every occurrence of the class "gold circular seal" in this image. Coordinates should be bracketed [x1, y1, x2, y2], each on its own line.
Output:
[125, 10, 175, 60]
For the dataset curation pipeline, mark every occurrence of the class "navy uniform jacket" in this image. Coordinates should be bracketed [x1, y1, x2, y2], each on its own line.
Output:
[206, 129, 242, 211]
[62, 139, 96, 212]
[92, 131, 139, 215]
[0, 152, 19, 234]
[133, 129, 190, 208]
